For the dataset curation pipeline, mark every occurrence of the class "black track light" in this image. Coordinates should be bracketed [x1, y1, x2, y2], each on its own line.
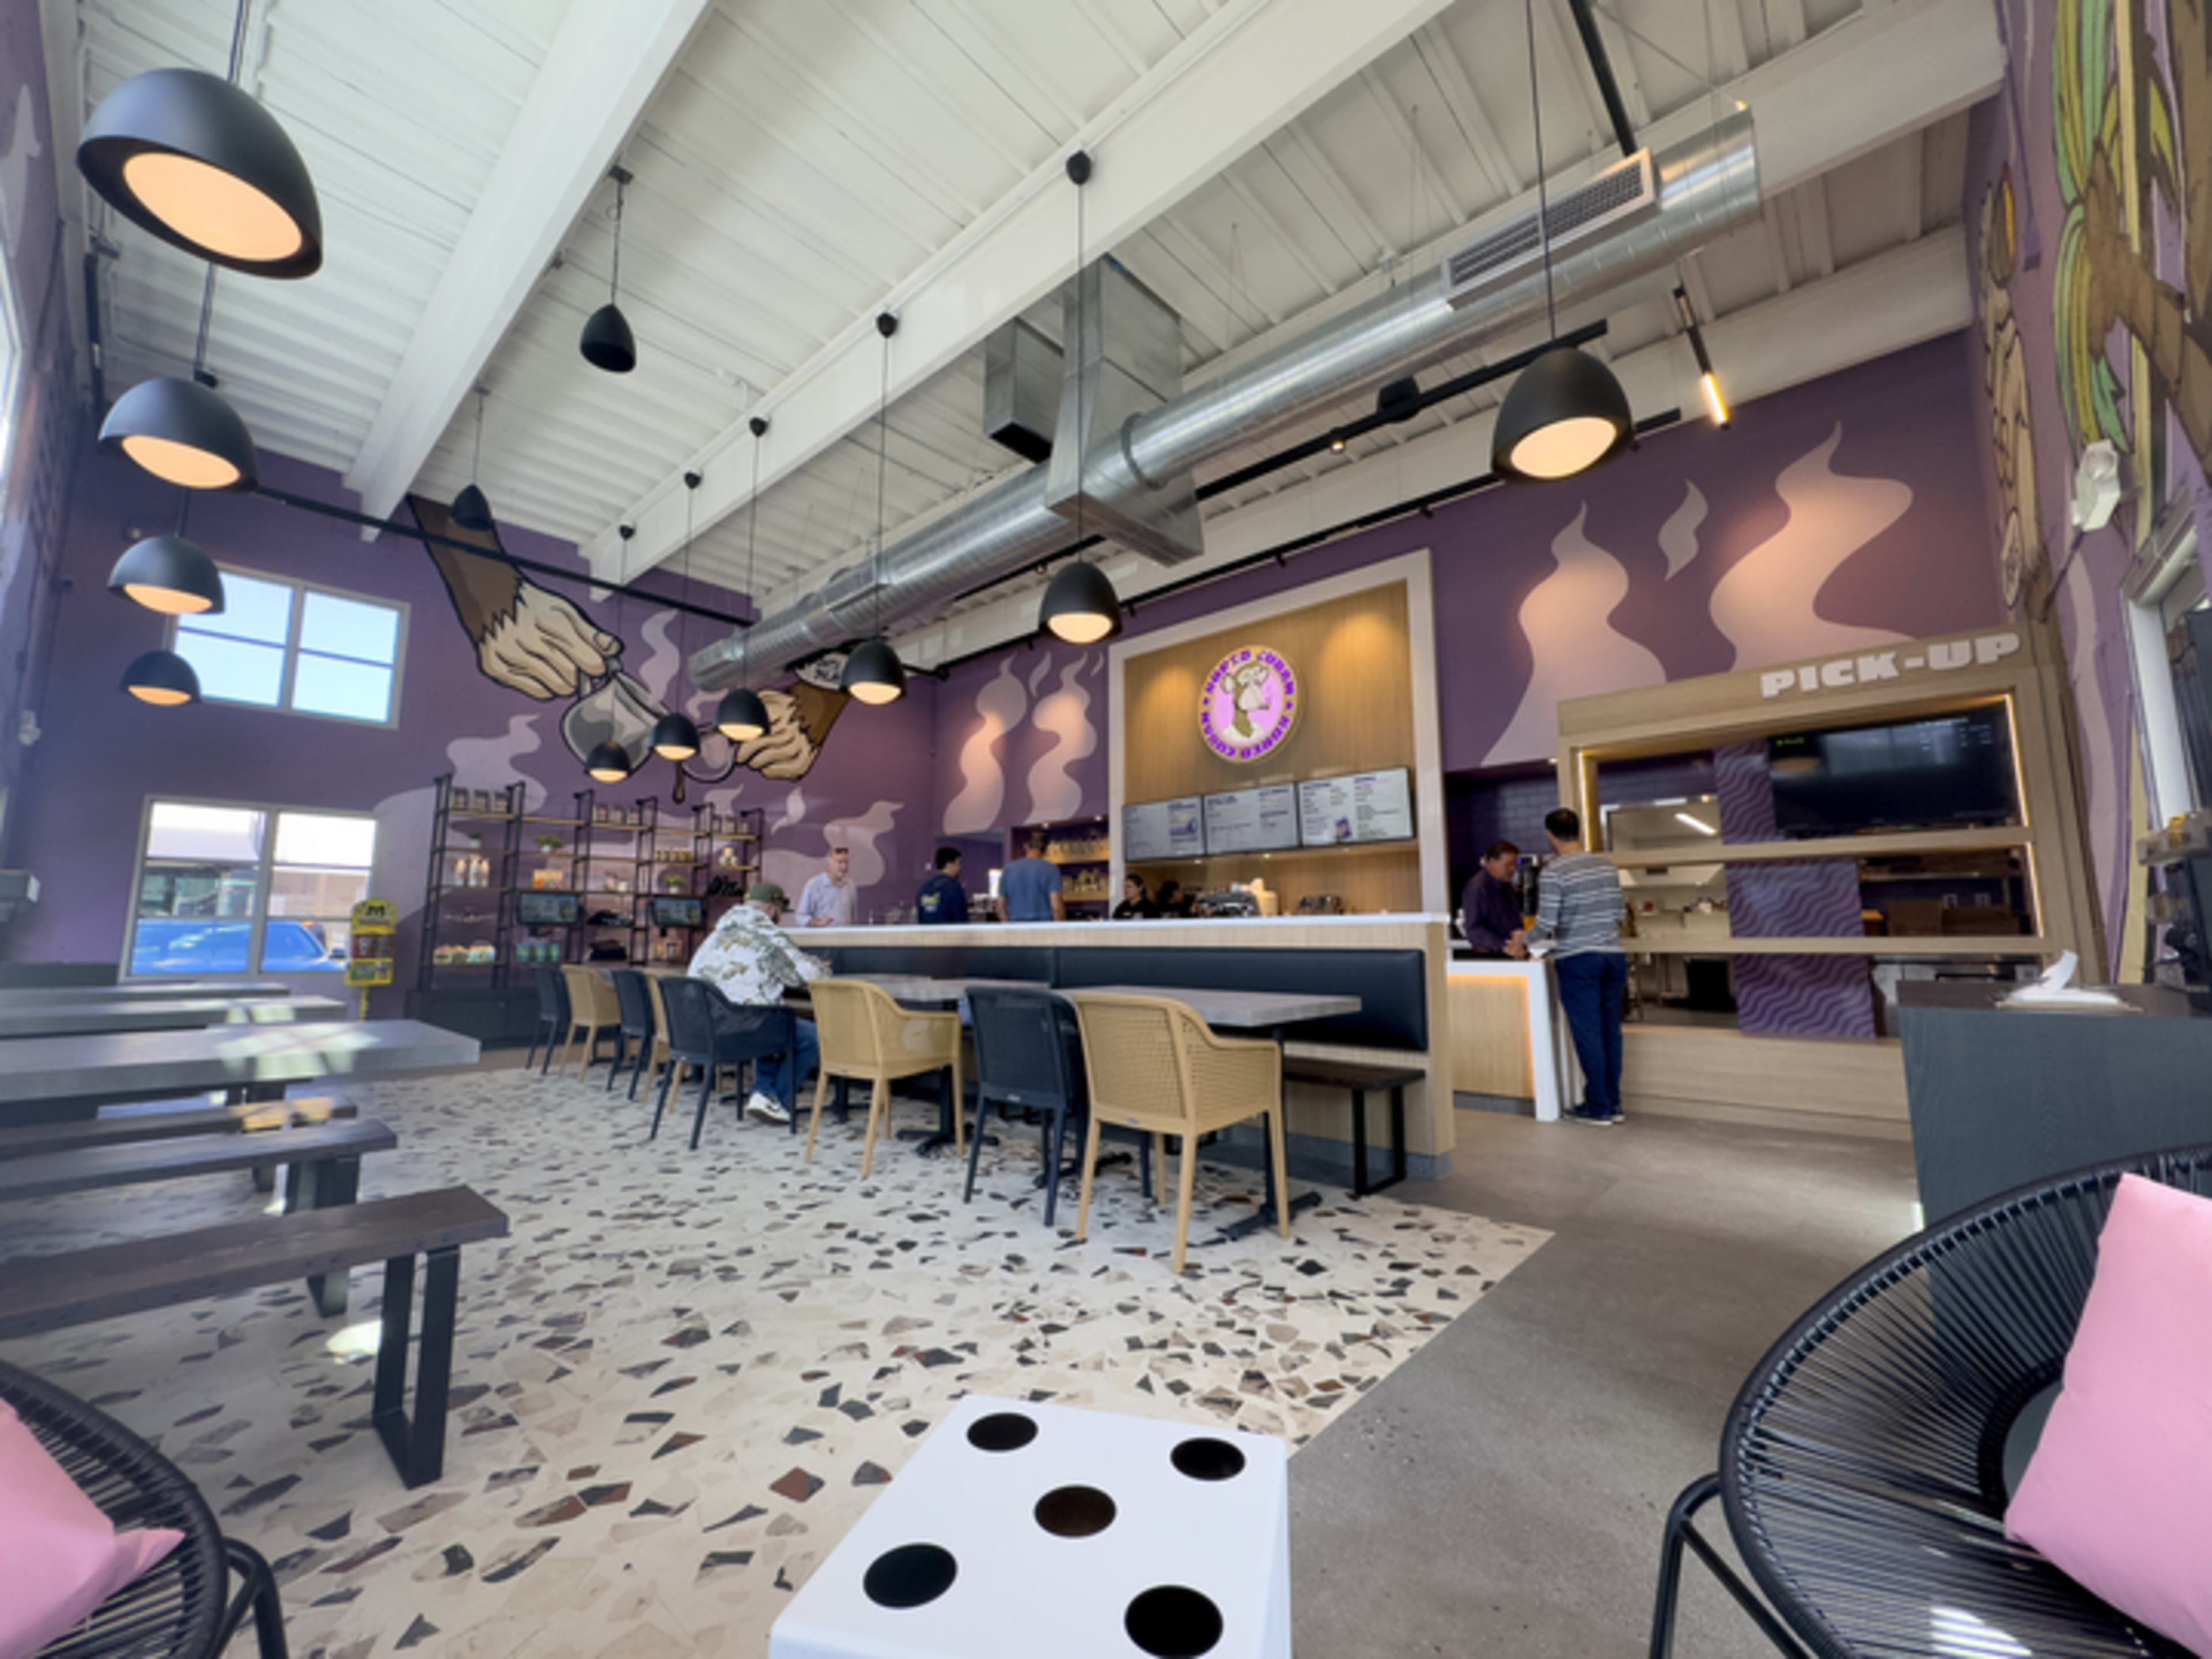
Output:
[1039, 557, 1122, 643]
[109, 534, 225, 616]
[122, 647, 200, 706]
[78, 67, 323, 278]
[100, 376, 258, 491]
[1490, 345, 1634, 482]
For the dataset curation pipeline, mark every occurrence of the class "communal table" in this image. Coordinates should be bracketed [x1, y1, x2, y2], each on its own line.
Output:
[0, 993, 348, 1040]
[0, 979, 294, 1004]
[1075, 984, 1362, 1239]
[0, 1020, 482, 1128]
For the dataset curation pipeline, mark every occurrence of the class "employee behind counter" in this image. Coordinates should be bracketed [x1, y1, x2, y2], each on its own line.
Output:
[1458, 840, 1527, 959]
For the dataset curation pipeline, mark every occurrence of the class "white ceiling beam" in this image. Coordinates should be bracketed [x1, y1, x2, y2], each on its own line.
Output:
[342, 0, 714, 525]
[1764, 0, 1810, 52]
[1411, 22, 1524, 199]
[902, 226, 1974, 668]
[1897, 127, 1926, 241]
[1269, 126, 1399, 267]
[1763, 202, 1796, 293]
[590, 0, 1466, 584]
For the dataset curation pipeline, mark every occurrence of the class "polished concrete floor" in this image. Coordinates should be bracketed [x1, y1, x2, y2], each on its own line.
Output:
[1290, 1108, 1922, 1659]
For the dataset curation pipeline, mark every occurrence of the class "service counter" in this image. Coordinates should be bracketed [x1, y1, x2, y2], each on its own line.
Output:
[1446, 957, 1569, 1121]
[789, 915, 1457, 1180]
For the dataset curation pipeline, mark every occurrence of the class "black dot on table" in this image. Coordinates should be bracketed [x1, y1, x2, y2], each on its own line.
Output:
[862, 1543, 957, 1609]
[1171, 1437, 1246, 1482]
[1125, 1585, 1224, 1657]
[966, 1411, 1039, 1452]
[1033, 1484, 1117, 1537]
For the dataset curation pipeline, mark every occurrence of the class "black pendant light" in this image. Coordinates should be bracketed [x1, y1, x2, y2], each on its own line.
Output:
[450, 385, 494, 532]
[840, 313, 907, 706]
[99, 374, 257, 490]
[648, 472, 703, 761]
[580, 167, 637, 374]
[108, 533, 225, 616]
[78, 67, 322, 278]
[1037, 151, 1122, 646]
[715, 415, 772, 741]
[585, 531, 635, 783]
[1040, 558, 1122, 643]
[1490, 0, 1633, 484]
[122, 648, 201, 707]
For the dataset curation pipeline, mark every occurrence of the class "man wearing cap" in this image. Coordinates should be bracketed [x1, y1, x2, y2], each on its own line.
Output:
[685, 881, 825, 1124]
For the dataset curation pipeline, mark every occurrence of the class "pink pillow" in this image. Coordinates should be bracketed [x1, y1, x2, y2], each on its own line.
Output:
[0, 1399, 184, 1659]
[2006, 1173, 2212, 1656]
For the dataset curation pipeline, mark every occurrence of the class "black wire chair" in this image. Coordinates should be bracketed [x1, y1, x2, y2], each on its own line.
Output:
[524, 965, 570, 1077]
[607, 969, 658, 1099]
[652, 976, 798, 1150]
[0, 1357, 286, 1658]
[965, 987, 1149, 1230]
[1650, 1143, 2212, 1659]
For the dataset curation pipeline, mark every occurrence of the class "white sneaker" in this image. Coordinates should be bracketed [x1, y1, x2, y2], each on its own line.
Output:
[745, 1091, 792, 1124]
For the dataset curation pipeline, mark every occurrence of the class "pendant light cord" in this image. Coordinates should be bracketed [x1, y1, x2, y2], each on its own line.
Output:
[469, 387, 486, 484]
[1073, 174, 1086, 549]
[741, 429, 761, 686]
[191, 0, 256, 377]
[873, 329, 889, 641]
[1526, 0, 1557, 339]
[609, 175, 625, 304]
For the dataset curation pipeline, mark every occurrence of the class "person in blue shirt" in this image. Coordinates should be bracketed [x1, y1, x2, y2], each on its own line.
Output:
[999, 830, 1065, 922]
[916, 847, 969, 925]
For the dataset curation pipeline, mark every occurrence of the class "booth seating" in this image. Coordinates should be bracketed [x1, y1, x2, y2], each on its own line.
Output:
[0, 1187, 509, 1489]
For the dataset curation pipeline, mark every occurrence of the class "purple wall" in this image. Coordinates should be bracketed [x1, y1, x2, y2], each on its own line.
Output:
[0, 0, 78, 874]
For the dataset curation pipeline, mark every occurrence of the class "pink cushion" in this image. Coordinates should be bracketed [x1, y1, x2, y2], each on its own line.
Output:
[2006, 1173, 2212, 1656]
[0, 1399, 184, 1659]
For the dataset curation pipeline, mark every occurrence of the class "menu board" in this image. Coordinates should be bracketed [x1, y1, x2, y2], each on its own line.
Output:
[1202, 785, 1301, 854]
[1298, 768, 1415, 846]
[1123, 796, 1206, 863]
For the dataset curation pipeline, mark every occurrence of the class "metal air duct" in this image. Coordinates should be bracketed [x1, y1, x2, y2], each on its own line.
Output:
[691, 111, 1758, 689]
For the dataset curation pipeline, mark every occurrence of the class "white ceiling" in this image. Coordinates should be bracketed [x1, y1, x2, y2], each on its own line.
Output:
[54, 0, 1990, 659]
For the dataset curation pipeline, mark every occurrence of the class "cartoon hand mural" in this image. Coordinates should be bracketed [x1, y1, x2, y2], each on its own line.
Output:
[730, 683, 848, 781]
[428, 534, 622, 700]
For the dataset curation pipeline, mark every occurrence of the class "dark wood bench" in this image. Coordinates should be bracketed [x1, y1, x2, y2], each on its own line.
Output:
[0, 1187, 509, 1488]
[1283, 1058, 1423, 1197]
[0, 1094, 359, 1160]
[0, 1118, 399, 1316]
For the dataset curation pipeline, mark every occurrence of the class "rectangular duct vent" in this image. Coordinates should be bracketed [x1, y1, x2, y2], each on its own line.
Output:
[1440, 151, 1657, 308]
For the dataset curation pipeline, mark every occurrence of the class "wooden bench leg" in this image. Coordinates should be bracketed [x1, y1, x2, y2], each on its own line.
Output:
[1348, 1086, 1409, 1199]
[373, 1245, 461, 1489]
[286, 1156, 363, 1317]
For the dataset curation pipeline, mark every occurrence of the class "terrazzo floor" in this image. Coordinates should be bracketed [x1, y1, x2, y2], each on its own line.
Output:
[0, 1065, 1547, 1658]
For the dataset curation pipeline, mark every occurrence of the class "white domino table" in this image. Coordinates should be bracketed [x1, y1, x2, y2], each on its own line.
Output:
[772, 1393, 1290, 1659]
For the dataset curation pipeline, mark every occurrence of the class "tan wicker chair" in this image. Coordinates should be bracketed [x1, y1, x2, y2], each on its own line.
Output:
[806, 979, 965, 1178]
[640, 971, 675, 1090]
[1069, 992, 1291, 1272]
[559, 966, 624, 1080]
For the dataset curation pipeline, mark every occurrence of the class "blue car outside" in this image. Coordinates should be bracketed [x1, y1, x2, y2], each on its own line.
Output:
[131, 918, 343, 976]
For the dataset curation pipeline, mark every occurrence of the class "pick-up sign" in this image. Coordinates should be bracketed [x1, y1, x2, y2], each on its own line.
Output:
[1759, 632, 2022, 699]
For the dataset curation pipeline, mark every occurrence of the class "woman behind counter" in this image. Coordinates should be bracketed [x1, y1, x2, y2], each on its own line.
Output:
[1112, 874, 1158, 920]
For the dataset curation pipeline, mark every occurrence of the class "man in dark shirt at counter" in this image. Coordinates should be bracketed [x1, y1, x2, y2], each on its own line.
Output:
[916, 847, 969, 925]
[1459, 840, 1526, 957]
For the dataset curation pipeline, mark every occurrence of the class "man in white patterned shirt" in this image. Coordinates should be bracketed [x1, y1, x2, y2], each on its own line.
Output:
[687, 882, 826, 1123]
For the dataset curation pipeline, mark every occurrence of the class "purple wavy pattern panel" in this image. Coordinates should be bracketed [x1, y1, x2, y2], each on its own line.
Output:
[1712, 744, 1876, 1040]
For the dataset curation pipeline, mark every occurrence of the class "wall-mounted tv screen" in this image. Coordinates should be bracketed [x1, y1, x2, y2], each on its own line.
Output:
[1768, 706, 2017, 836]
[651, 896, 704, 929]
[517, 892, 579, 926]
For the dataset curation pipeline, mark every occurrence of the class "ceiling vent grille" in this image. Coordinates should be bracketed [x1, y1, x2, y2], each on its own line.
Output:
[1440, 151, 1657, 308]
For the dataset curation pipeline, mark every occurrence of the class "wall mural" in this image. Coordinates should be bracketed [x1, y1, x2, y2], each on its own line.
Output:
[939, 646, 1107, 836]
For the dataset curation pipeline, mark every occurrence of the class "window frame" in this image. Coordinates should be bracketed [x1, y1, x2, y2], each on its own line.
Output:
[166, 566, 408, 729]
[123, 794, 378, 978]
[2122, 501, 2204, 823]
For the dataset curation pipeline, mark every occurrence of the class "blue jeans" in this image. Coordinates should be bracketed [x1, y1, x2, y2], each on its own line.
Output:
[1554, 953, 1627, 1113]
[752, 1018, 818, 1109]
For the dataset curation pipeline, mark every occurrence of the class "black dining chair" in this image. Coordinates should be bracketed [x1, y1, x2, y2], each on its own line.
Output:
[525, 964, 570, 1076]
[1649, 1142, 2212, 1659]
[652, 976, 799, 1150]
[0, 1357, 287, 1659]
[608, 969, 659, 1099]
[965, 986, 1146, 1229]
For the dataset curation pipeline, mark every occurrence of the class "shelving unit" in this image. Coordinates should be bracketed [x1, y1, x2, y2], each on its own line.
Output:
[408, 772, 763, 1044]
[1011, 816, 1111, 911]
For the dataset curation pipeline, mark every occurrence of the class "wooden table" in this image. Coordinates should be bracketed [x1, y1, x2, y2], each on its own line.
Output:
[1072, 984, 1362, 1237]
[0, 1021, 482, 1127]
[0, 993, 348, 1040]
[0, 980, 294, 1005]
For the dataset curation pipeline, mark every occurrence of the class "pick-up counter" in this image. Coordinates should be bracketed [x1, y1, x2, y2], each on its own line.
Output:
[787, 915, 1459, 1180]
[1446, 957, 1570, 1122]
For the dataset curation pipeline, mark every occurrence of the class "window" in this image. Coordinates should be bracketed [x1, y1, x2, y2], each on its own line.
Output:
[127, 800, 376, 976]
[171, 570, 404, 724]
[2123, 503, 2207, 822]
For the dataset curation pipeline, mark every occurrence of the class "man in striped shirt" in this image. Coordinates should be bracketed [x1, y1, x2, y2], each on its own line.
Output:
[1522, 807, 1628, 1125]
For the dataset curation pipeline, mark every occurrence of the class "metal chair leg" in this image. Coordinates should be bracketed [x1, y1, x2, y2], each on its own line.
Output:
[690, 1058, 717, 1149]
[1648, 1474, 1813, 1659]
[1043, 1107, 1068, 1229]
[216, 1536, 289, 1659]
[649, 1056, 678, 1140]
[963, 1094, 993, 1205]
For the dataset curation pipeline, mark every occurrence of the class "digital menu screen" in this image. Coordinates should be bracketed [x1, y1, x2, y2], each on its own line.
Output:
[1123, 796, 1206, 863]
[1297, 768, 1415, 846]
[1202, 785, 1301, 854]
